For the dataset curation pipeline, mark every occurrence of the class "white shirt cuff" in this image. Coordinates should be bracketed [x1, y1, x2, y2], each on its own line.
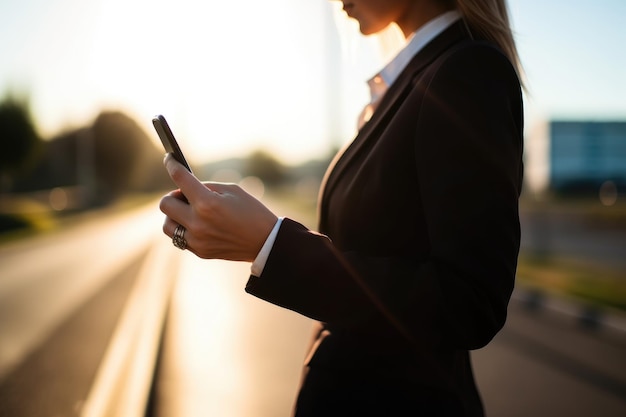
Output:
[250, 217, 284, 277]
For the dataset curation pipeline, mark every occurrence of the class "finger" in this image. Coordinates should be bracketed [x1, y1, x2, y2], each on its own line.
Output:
[163, 154, 214, 203]
[199, 181, 236, 195]
[162, 216, 179, 238]
[163, 217, 189, 240]
[162, 217, 195, 253]
[159, 193, 192, 228]
[165, 188, 187, 202]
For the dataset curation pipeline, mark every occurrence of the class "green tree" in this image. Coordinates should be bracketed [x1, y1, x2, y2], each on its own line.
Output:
[0, 94, 41, 190]
[90, 111, 168, 202]
[244, 149, 287, 186]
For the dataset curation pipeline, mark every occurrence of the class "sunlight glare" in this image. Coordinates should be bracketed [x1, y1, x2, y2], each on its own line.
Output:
[169, 256, 248, 416]
[84, 0, 336, 164]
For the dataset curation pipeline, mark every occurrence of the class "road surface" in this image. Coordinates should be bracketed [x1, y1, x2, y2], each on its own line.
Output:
[1, 200, 625, 416]
[150, 255, 626, 417]
[0, 202, 175, 417]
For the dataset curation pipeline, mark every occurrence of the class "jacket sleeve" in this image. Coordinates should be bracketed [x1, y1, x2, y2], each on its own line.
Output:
[245, 43, 523, 351]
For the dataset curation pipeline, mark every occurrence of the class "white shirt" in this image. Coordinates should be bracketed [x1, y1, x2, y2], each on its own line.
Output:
[251, 10, 461, 277]
[358, 10, 461, 128]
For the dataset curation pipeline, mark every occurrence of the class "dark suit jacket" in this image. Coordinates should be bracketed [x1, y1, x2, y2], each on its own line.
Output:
[246, 21, 523, 417]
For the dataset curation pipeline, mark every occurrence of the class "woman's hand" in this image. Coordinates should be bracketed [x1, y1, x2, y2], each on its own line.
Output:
[159, 154, 278, 262]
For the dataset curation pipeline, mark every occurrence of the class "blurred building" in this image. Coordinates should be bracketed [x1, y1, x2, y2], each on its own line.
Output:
[525, 120, 626, 197]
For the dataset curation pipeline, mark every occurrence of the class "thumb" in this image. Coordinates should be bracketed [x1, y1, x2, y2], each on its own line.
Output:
[163, 153, 207, 202]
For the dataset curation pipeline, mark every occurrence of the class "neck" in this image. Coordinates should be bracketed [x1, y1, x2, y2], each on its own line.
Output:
[396, 3, 456, 38]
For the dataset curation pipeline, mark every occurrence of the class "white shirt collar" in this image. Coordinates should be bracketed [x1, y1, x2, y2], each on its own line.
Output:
[367, 10, 461, 103]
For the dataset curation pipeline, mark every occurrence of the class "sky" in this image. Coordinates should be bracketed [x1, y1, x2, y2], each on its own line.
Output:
[1, 0, 625, 165]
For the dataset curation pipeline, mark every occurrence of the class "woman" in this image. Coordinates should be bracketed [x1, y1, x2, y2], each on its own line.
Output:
[159, 0, 524, 415]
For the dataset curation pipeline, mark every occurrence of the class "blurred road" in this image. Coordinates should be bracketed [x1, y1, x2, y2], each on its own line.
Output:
[474, 295, 626, 416]
[150, 255, 626, 417]
[1, 200, 625, 417]
[148, 257, 312, 417]
[0, 202, 172, 416]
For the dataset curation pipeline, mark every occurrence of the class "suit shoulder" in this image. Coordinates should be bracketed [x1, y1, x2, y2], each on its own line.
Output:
[435, 40, 519, 82]
[411, 40, 521, 102]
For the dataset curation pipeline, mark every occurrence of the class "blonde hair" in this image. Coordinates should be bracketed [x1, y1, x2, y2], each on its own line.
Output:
[455, 0, 524, 83]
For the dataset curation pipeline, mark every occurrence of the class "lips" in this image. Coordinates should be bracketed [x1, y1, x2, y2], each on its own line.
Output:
[342, 2, 354, 15]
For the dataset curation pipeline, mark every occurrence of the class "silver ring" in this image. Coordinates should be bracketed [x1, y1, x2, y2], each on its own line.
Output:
[172, 224, 187, 250]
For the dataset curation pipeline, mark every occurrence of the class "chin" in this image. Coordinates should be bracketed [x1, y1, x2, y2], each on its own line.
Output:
[358, 25, 377, 36]
[358, 22, 387, 36]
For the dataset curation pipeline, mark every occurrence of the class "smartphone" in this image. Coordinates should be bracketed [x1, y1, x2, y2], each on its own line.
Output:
[152, 115, 193, 173]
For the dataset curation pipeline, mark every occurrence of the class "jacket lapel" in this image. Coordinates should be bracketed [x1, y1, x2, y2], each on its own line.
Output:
[320, 22, 469, 210]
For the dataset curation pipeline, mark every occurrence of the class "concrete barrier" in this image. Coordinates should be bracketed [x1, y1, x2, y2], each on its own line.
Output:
[80, 238, 180, 417]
